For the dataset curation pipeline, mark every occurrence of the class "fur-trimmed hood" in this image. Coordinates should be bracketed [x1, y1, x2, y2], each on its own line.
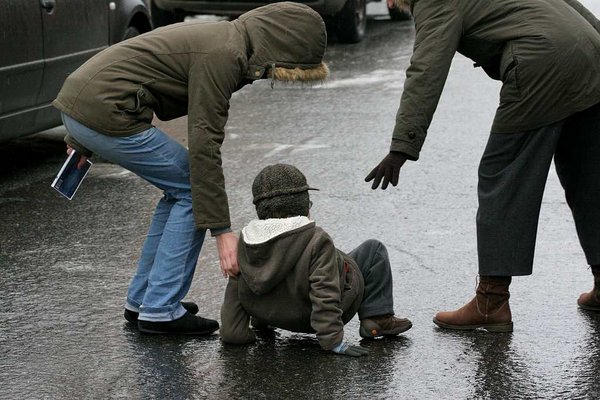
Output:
[391, 0, 414, 13]
[234, 2, 328, 83]
[392, 0, 413, 7]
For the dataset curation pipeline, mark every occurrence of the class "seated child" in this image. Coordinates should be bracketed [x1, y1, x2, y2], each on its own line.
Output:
[220, 163, 412, 356]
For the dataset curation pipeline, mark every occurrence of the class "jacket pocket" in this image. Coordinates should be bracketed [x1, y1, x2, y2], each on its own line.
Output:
[340, 257, 363, 322]
[499, 45, 522, 103]
[123, 84, 156, 114]
[339, 261, 353, 309]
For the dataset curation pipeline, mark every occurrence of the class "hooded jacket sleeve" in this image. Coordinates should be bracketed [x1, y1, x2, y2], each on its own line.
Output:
[308, 233, 344, 350]
[187, 48, 244, 230]
[64, 134, 93, 158]
[220, 276, 257, 344]
[563, 0, 600, 35]
[390, 0, 463, 160]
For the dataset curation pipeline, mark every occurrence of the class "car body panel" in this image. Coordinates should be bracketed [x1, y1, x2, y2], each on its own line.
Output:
[0, 0, 151, 142]
[38, 0, 110, 107]
[0, 1, 44, 135]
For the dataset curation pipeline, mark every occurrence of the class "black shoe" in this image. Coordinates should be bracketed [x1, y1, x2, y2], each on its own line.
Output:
[138, 312, 219, 335]
[124, 301, 200, 324]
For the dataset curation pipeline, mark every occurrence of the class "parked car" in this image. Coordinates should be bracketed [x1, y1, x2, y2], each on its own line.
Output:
[0, 0, 152, 142]
[149, 0, 411, 44]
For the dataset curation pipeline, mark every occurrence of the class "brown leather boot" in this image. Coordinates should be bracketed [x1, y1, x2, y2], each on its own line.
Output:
[433, 276, 513, 332]
[577, 267, 600, 311]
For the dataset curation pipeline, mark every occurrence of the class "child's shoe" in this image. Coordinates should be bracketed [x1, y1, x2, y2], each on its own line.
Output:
[359, 314, 412, 339]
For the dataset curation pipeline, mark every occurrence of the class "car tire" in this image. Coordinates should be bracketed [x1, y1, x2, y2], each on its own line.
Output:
[335, 0, 367, 43]
[150, 1, 184, 27]
[388, 5, 411, 21]
[122, 26, 141, 41]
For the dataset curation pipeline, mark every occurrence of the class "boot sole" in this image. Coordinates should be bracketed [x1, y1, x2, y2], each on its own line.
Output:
[138, 327, 218, 335]
[359, 322, 413, 339]
[578, 303, 600, 312]
[433, 317, 513, 333]
[125, 303, 200, 325]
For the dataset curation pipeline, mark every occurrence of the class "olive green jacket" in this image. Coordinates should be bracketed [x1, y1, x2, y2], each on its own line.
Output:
[53, 2, 327, 231]
[220, 217, 364, 350]
[392, 0, 600, 160]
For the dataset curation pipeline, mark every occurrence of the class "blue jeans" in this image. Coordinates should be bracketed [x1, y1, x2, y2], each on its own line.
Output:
[61, 114, 205, 322]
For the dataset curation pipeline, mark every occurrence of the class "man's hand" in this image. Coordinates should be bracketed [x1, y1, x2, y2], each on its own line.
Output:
[216, 232, 239, 278]
[331, 342, 369, 357]
[66, 145, 89, 169]
[365, 151, 408, 190]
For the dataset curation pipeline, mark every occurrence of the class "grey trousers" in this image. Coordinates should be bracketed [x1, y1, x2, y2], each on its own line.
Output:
[348, 239, 395, 319]
[478, 103, 600, 276]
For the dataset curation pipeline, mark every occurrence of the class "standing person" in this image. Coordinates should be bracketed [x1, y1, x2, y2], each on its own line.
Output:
[220, 164, 412, 355]
[53, 2, 329, 335]
[366, 0, 600, 331]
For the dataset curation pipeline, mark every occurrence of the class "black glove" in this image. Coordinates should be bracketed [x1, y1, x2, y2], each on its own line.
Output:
[365, 151, 408, 190]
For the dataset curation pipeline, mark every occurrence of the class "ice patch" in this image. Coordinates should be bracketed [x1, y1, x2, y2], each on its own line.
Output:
[245, 139, 329, 158]
[92, 164, 133, 179]
[51, 260, 95, 272]
[321, 69, 405, 89]
[0, 197, 27, 205]
[98, 170, 132, 179]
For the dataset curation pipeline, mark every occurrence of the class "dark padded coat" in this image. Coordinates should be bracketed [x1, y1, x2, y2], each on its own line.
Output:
[53, 2, 327, 230]
[392, 0, 600, 160]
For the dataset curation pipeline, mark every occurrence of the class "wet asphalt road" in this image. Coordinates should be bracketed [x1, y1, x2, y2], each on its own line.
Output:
[2, 2, 600, 399]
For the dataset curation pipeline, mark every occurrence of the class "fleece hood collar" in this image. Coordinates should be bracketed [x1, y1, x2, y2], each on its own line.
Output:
[242, 216, 313, 244]
[238, 217, 315, 295]
[234, 2, 328, 83]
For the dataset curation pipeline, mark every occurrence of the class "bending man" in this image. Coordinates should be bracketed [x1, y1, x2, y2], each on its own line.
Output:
[366, 0, 600, 331]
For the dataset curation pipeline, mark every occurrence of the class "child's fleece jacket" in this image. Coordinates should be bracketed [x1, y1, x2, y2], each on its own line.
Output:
[220, 216, 364, 350]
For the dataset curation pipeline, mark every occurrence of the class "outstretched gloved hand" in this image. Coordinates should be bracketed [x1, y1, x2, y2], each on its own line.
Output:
[331, 342, 369, 357]
[365, 151, 408, 190]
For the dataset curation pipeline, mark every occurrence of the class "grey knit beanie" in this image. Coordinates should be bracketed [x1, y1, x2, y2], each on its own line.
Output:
[252, 164, 318, 204]
[252, 164, 318, 219]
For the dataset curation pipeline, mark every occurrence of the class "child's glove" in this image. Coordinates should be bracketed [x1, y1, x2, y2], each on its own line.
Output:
[331, 342, 369, 357]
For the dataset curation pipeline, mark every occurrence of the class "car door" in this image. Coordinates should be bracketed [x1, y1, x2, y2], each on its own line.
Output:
[0, 0, 44, 139]
[37, 0, 109, 108]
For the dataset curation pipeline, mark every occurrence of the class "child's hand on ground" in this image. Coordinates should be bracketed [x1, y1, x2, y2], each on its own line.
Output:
[331, 342, 369, 357]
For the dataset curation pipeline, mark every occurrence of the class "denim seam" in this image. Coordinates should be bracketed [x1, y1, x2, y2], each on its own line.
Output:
[128, 127, 190, 179]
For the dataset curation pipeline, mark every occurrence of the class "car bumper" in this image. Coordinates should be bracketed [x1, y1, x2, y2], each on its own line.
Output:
[154, 0, 347, 17]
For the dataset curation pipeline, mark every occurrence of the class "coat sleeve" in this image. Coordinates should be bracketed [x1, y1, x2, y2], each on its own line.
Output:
[390, 0, 463, 160]
[64, 134, 93, 157]
[187, 49, 244, 230]
[308, 234, 345, 351]
[563, 0, 600, 35]
[220, 277, 256, 344]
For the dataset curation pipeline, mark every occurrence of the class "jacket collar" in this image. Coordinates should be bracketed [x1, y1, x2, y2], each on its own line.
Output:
[242, 216, 313, 245]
